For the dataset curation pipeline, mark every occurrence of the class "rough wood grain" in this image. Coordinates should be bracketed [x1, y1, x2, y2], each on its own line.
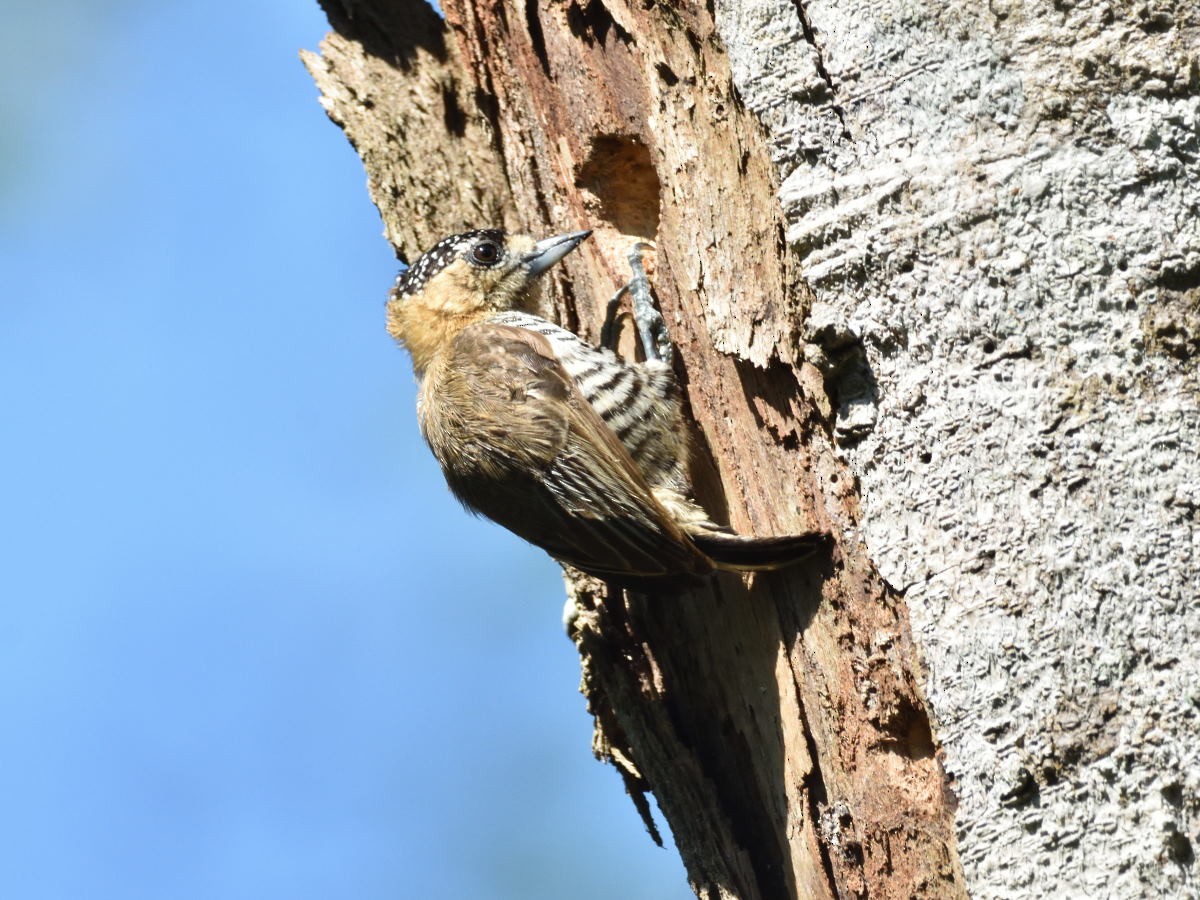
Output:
[306, 1, 966, 897]
[715, 0, 1200, 896]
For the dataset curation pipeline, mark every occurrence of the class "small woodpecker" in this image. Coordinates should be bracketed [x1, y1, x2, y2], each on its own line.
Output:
[387, 228, 828, 588]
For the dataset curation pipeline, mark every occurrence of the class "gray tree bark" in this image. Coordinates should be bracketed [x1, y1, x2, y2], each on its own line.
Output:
[718, 0, 1200, 896]
[305, 0, 1199, 897]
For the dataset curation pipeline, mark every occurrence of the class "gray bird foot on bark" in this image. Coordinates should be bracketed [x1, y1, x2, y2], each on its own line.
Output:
[600, 242, 672, 366]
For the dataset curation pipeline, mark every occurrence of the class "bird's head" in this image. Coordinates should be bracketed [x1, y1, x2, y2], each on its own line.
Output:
[387, 229, 590, 373]
[392, 229, 590, 312]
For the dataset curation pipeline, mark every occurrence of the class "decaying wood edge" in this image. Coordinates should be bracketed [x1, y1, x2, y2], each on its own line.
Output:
[303, 1, 966, 897]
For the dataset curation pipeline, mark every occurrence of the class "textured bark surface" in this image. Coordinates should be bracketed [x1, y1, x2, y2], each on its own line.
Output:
[295, 0, 1200, 896]
[712, 0, 1200, 897]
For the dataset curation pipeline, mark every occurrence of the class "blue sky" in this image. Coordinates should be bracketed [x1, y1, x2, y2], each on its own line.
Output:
[0, 2, 689, 896]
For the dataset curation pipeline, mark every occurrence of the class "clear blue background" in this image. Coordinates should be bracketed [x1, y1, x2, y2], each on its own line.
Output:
[0, 2, 690, 896]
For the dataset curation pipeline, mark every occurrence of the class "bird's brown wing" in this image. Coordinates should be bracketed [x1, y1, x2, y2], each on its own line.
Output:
[426, 322, 713, 583]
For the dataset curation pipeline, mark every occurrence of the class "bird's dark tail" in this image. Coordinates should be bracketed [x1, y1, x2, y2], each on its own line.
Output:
[690, 529, 831, 572]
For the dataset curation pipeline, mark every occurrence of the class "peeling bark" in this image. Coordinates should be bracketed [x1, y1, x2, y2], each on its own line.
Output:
[711, 0, 1200, 895]
[305, 2, 974, 897]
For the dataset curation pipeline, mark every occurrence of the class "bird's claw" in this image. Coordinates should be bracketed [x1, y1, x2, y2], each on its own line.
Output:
[600, 242, 673, 366]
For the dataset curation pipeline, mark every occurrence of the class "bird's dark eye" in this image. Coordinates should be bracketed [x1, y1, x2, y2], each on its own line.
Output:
[471, 241, 501, 265]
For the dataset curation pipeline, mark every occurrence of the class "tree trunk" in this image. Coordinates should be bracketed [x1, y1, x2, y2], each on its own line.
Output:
[304, 1, 1199, 897]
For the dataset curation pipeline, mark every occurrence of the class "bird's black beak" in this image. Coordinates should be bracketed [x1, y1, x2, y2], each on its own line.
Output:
[523, 230, 591, 277]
